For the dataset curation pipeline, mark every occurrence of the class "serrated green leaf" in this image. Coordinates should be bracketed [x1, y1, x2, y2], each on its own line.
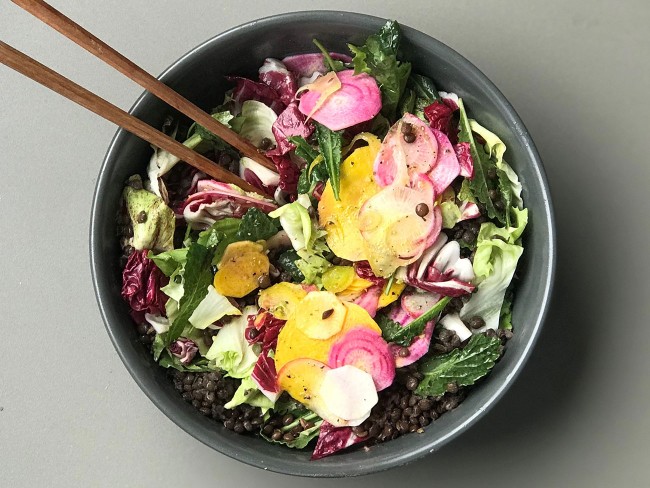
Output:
[348, 20, 411, 121]
[163, 243, 214, 346]
[457, 99, 505, 224]
[315, 123, 343, 200]
[416, 334, 502, 397]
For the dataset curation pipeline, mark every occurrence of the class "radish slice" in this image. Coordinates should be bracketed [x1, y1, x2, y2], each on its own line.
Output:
[374, 114, 439, 188]
[401, 289, 441, 318]
[298, 70, 381, 131]
[328, 327, 395, 391]
[390, 321, 435, 368]
[352, 286, 382, 318]
[439, 314, 472, 342]
[319, 365, 378, 423]
[429, 129, 461, 195]
[358, 175, 436, 276]
[424, 204, 443, 248]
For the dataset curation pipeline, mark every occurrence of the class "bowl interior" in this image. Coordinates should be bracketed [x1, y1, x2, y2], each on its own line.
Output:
[90, 11, 554, 477]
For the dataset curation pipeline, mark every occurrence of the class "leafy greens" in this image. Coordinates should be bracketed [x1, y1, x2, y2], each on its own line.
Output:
[416, 334, 502, 397]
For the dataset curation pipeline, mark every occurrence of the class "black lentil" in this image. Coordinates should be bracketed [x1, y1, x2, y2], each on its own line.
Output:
[403, 132, 416, 143]
[321, 309, 334, 320]
[415, 203, 430, 217]
[467, 316, 486, 330]
[258, 137, 273, 150]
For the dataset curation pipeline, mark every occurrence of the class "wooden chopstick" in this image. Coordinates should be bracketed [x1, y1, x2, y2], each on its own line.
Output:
[0, 41, 271, 198]
[11, 0, 278, 173]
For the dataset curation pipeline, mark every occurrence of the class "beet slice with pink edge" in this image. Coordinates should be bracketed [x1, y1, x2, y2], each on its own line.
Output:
[297, 70, 381, 131]
[328, 327, 396, 391]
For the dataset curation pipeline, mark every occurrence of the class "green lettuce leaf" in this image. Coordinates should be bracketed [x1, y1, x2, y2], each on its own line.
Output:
[188, 284, 241, 329]
[348, 20, 411, 121]
[416, 334, 502, 397]
[158, 351, 215, 372]
[461, 222, 524, 330]
[440, 201, 463, 229]
[269, 194, 318, 251]
[148, 248, 188, 277]
[260, 407, 322, 449]
[295, 251, 332, 286]
[236, 101, 277, 149]
[205, 306, 259, 378]
[224, 376, 275, 410]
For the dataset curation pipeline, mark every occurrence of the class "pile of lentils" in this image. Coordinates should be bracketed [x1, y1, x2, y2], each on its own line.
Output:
[166, 329, 509, 448]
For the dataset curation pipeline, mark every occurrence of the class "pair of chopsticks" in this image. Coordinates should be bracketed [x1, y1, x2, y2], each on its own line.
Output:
[1, 0, 276, 198]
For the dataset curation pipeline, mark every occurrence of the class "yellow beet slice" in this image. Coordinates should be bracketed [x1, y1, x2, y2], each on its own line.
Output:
[274, 318, 333, 371]
[318, 135, 381, 261]
[213, 251, 269, 298]
[295, 291, 347, 340]
[257, 282, 308, 320]
[217, 240, 265, 269]
[277, 358, 330, 405]
[274, 299, 382, 372]
[377, 281, 406, 309]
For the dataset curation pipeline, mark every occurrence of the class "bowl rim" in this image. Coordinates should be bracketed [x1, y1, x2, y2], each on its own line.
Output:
[90, 10, 556, 477]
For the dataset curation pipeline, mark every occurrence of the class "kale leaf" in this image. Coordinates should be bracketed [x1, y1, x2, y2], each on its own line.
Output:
[348, 20, 411, 122]
[236, 207, 280, 242]
[277, 250, 306, 282]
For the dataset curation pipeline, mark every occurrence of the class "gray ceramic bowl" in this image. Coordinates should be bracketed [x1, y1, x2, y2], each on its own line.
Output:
[90, 11, 555, 478]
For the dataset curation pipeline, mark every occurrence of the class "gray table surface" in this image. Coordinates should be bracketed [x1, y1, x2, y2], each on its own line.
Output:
[2, 0, 649, 486]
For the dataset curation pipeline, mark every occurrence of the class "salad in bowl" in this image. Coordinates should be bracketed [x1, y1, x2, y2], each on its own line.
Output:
[116, 20, 528, 460]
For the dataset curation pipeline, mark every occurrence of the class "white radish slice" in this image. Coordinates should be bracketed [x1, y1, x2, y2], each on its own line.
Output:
[320, 366, 378, 424]
[373, 114, 438, 188]
[429, 129, 461, 196]
[439, 313, 473, 342]
[401, 289, 441, 318]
